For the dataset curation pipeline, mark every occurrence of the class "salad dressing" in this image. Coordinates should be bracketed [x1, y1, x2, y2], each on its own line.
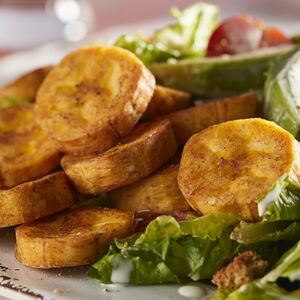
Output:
[178, 285, 206, 298]
[111, 257, 133, 284]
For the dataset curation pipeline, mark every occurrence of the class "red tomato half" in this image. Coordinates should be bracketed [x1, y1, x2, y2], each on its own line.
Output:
[207, 14, 264, 57]
[207, 14, 292, 57]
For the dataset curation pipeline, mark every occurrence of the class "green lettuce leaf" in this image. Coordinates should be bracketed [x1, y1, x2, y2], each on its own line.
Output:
[231, 221, 300, 244]
[214, 281, 300, 300]
[89, 254, 179, 284]
[114, 2, 219, 64]
[256, 175, 300, 222]
[114, 34, 182, 65]
[136, 214, 240, 244]
[89, 214, 286, 286]
[154, 2, 219, 57]
[261, 240, 300, 283]
[88, 214, 239, 284]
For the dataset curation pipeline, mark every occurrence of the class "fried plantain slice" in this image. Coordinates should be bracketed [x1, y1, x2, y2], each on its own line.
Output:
[145, 85, 191, 116]
[164, 91, 258, 146]
[0, 103, 61, 188]
[35, 46, 155, 155]
[110, 164, 190, 212]
[61, 119, 177, 195]
[15, 206, 135, 268]
[0, 66, 52, 107]
[0, 172, 76, 228]
[178, 118, 300, 221]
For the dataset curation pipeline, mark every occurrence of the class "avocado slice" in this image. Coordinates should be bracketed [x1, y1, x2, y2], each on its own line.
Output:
[150, 45, 297, 97]
[265, 49, 300, 139]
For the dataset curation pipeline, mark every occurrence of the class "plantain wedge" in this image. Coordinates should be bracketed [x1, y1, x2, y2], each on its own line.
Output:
[35, 46, 155, 155]
[145, 85, 191, 116]
[0, 172, 76, 228]
[0, 66, 52, 108]
[110, 164, 190, 212]
[15, 206, 135, 268]
[0, 103, 61, 188]
[178, 118, 300, 221]
[163, 91, 258, 146]
[62, 119, 177, 195]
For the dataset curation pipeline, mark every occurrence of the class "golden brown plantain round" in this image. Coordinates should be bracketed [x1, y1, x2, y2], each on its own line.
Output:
[61, 119, 177, 195]
[35, 46, 155, 155]
[0, 66, 53, 104]
[0, 172, 76, 228]
[145, 85, 191, 116]
[164, 91, 258, 146]
[15, 206, 135, 268]
[178, 118, 300, 221]
[0, 103, 61, 188]
[110, 164, 190, 212]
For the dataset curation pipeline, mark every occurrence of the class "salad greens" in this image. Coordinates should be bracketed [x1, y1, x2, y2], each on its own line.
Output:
[89, 214, 285, 285]
[89, 174, 300, 296]
[231, 221, 300, 245]
[153, 3, 219, 58]
[114, 34, 182, 65]
[265, 49, 300, 138]
[213, 282, 300, 300]
[231, 175, 300, 244]
[257, 175, 300, 222]
[114, 2, 218, 64]
[88, 214, 240, 284]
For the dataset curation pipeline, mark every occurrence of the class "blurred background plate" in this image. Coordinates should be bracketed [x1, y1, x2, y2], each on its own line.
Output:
[0, 0, 299, 85]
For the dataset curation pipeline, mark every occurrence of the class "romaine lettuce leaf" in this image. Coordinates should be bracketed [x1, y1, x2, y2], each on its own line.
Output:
[180, 214, 240, 239]
[230, 175, 300, 245]
[88, 214, 239, 284]
[136, 214, 240, 244]
[214, 281, 300, 300]
[154, 2, 219, 57]
[89, 254, 179, 284]
[89, 232, 237, 284]
[231, 220, 300, 244]
[261, 240, 300, 283]
[257, 175, 300, 222]
[114, 2, 219, 64]
[114, 34, 182, 65]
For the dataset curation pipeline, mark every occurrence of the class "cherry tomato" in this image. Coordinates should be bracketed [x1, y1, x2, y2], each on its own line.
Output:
[260, 27, 292, 47]
[207, 14, 264, 57]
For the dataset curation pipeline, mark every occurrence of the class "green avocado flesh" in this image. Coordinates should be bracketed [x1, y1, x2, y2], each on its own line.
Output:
[150, 45, 297, 97]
